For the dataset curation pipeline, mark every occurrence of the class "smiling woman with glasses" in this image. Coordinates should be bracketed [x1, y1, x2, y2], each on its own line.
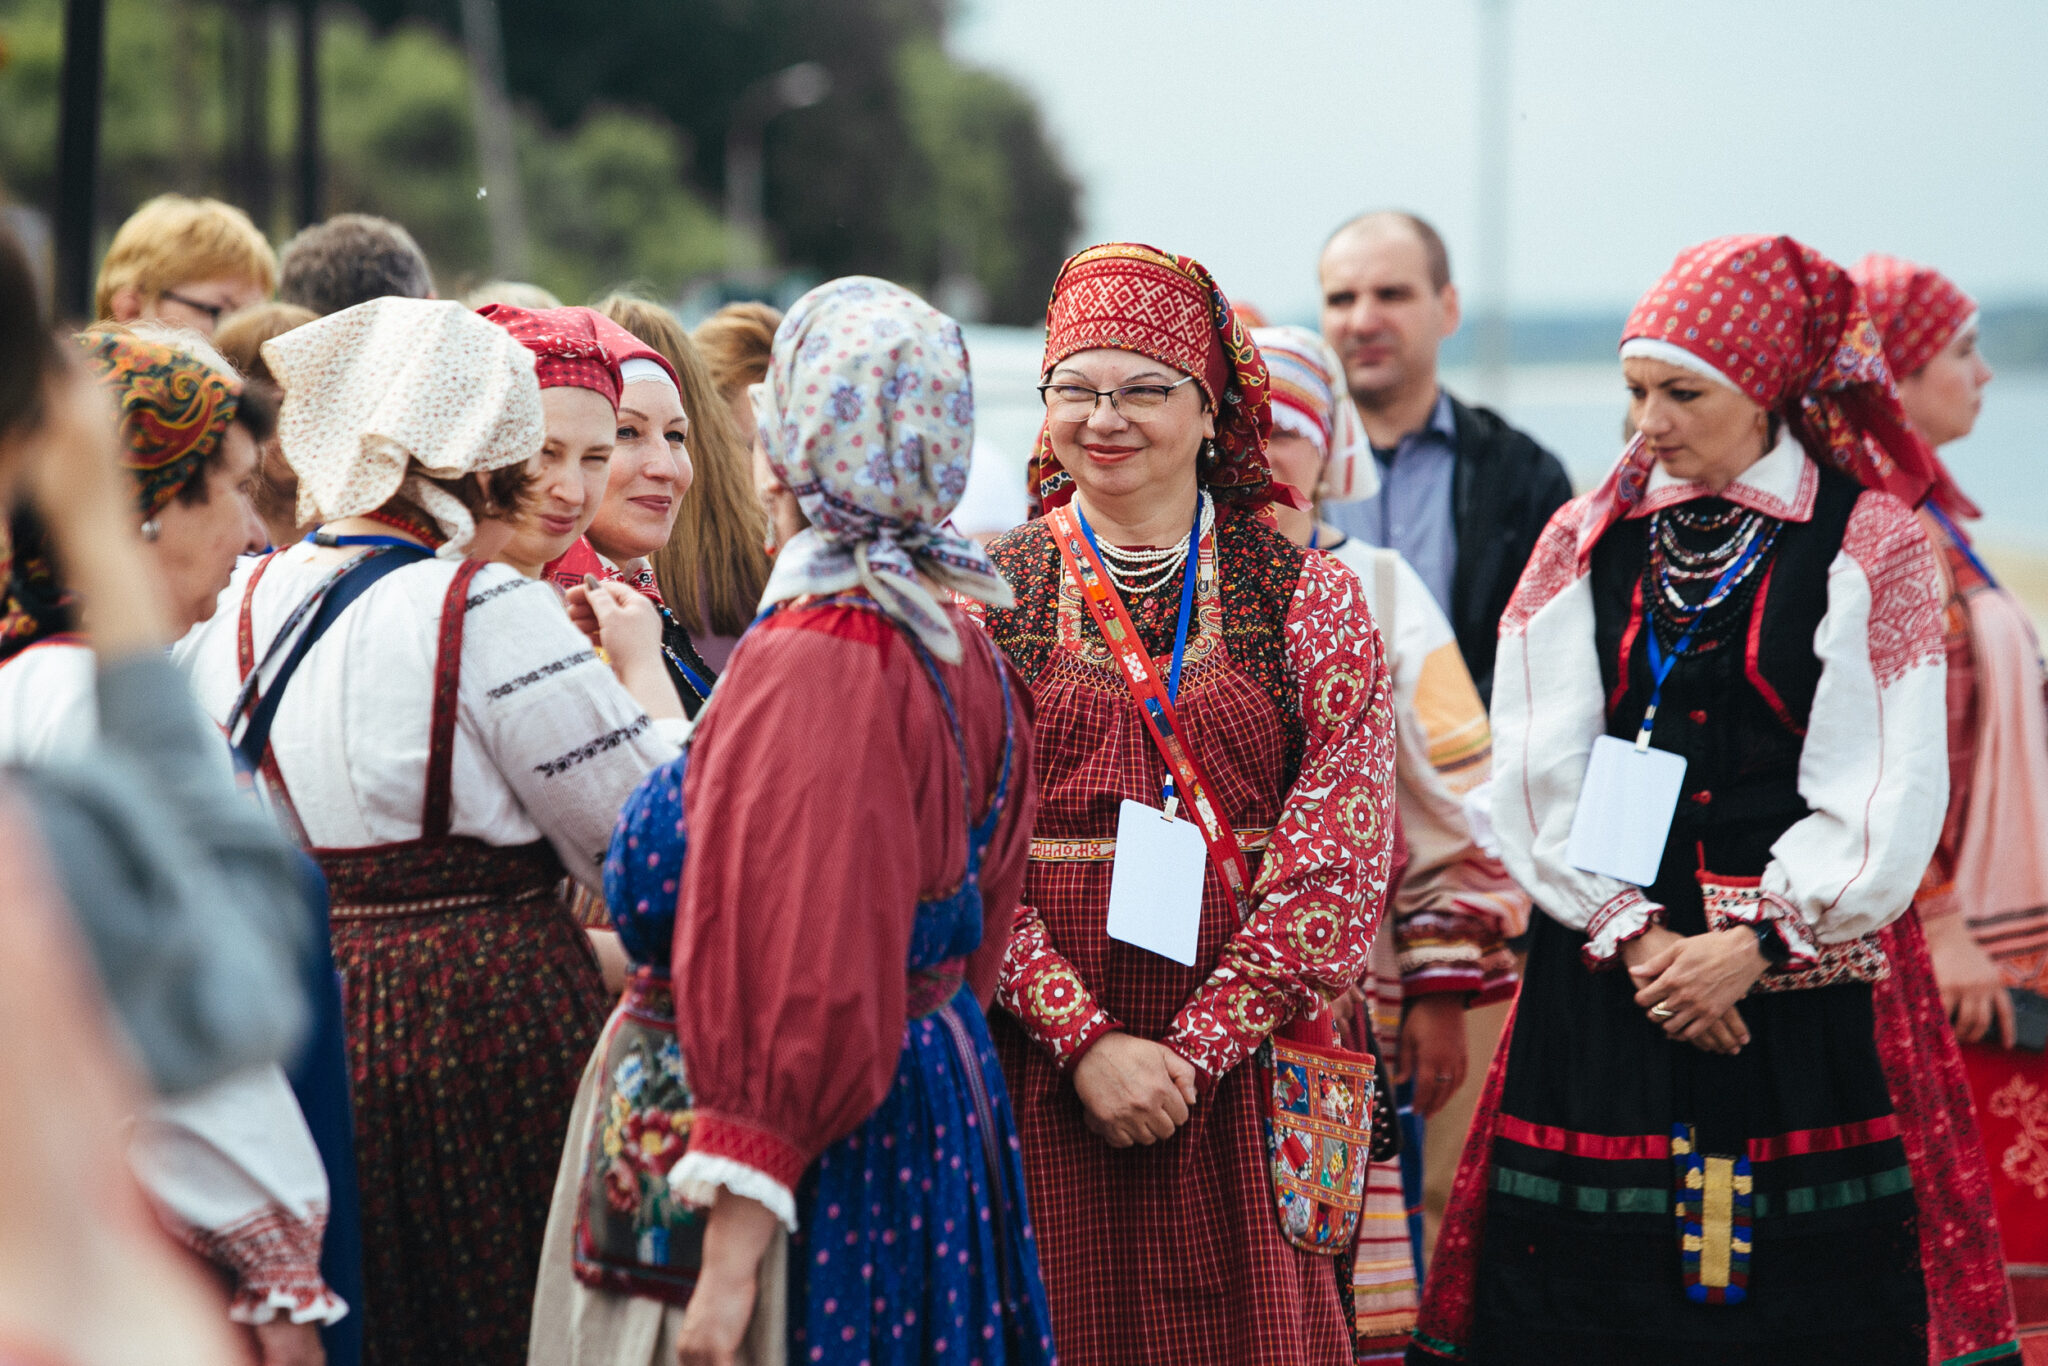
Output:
[970, 242, 1400, 1365]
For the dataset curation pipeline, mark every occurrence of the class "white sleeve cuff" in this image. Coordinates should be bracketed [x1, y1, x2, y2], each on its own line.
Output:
[670, 1152, 798, 1233]
[1579, 889, 1663, 967]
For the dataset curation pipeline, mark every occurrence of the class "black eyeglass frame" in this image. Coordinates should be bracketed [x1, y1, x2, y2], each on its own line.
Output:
[158, 289, 230, 324]
[1036, 373, 1198, 418]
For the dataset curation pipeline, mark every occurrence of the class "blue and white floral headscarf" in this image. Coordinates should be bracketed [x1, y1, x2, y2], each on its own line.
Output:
[754, 276, 1013, 663]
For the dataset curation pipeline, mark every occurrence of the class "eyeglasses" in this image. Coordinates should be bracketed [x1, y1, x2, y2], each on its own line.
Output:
[1037, 374, 1196, 421]
[159, 289, 230, 325]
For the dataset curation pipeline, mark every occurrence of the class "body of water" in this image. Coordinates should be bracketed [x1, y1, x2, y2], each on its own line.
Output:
[960, 325, 2048, 554]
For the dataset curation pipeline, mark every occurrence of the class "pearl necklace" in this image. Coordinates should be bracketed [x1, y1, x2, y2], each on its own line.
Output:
[1095, 490, 1213, 596]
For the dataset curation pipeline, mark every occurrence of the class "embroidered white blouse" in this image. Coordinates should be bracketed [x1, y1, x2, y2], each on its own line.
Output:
[1490, 434, 1950, 964]
[176, 547, 685, 881]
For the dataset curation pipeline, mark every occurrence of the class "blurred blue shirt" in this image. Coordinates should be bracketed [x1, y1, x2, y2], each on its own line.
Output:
[1325, 389, 1459, 613]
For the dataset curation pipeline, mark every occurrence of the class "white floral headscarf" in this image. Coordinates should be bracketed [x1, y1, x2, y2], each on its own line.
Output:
[262, 297, 544, 558]
[754, 277, 1013, 663]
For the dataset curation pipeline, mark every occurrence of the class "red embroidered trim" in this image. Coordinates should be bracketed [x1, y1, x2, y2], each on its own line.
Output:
[1628, 456, 1818, 525]
[1843, 491, 1946, 689]
[686, 1112, 808, 1193]
[1746, 1114, 1902, 1162]
[1742, 558, 1804, 735]
[1499, 513, 1581, 639]
[182, 1202, 333, 1320]
[1495, 1114, 1670, 1162]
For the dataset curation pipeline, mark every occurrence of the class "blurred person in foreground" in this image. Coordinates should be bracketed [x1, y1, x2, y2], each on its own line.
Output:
[1413, 236, 1989, 1365]
[277, 214, 434, 316]
[1856, 253, 2048, 1345]
[692, 301, 780, 453]
[1318, 211, 1571, 705]
[215, 302, 321, 549]
[656, 277, 1053, 1365]
[0, 325, 345, 1366]
[985, 243, 1397, 1365]
[0, 224, 309, 1366]
[175, 297, 688, 1366]
[1255, 324, 1526, 1362]
[603, 296, 770, 683]
[94, 193, 276, 338]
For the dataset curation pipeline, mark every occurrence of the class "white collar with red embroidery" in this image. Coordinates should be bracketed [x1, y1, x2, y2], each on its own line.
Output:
[1631, 429, 1816, 524]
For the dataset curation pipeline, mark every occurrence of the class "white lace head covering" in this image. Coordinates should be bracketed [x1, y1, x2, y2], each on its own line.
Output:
[261, 297, 544, 558]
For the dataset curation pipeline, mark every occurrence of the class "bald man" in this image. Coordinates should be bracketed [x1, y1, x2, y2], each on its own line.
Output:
[1319, 211, 1570, 705]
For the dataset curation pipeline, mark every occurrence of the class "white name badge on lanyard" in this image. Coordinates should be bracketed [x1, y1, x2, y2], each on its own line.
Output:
[1105, 798, 1209, 965]
[1566, 735, 1688, 887]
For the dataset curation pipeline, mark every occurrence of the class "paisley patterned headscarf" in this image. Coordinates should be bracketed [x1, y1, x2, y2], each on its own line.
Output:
[753, 276, 1012, 664]
[1027, 242, 1276, 515]
[3, 331, 244, 661]
[80, 328, 243, 518]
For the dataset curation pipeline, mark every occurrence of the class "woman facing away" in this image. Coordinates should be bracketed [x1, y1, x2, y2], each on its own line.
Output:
[1411, 235, 1999, 1365]
[175, 296, 688, 1366]
[1854, 253, 2048, 1348]
[1253, 324, 1526, 1364]
[633, 277, 1055, 1365]
[976, 243, 1399, 1366]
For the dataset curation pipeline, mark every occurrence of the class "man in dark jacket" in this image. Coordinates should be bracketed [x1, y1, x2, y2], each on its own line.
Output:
[1319, 210, 1572, 707]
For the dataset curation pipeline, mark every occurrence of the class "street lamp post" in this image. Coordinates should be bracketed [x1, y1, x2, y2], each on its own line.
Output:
[53, 0, 106, 323]
[724, 62, 831, 279]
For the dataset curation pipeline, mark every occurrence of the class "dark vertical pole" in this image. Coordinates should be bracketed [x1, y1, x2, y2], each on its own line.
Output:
[295, 0, 321, 227]
[53, 0, 107, 323]
[238, 0, 273, 233]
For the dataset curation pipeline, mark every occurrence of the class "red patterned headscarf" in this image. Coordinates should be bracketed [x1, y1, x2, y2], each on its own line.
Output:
[79, 328, 243, 518]
[1849, 254, 1977, 383]
[1610, 234, 1970, 527]
[476, 304, 624, 408]
[1028, 242, 1274, 514]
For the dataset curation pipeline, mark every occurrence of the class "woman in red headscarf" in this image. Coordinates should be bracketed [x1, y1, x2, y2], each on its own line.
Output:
[1855, 254, 2048, 1346]
[973, 243, 1399, 1365]
[1408, 236, 2008, 1365]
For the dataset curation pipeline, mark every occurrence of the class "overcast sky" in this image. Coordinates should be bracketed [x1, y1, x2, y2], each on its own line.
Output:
[951, 1, 2048, 324]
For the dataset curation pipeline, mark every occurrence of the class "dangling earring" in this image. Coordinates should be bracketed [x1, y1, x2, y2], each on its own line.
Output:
[139, 518, 160, 543]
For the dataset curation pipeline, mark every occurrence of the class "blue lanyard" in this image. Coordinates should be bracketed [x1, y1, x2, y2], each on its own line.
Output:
[306, 530, 429, 551]
[1927, 503, 1996, 589]
[1077, 493, 1204, 807]
[1637, 531, 1767, 750]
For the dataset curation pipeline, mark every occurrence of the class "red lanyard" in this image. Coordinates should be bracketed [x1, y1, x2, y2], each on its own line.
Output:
[1047, 501, 1251, 908]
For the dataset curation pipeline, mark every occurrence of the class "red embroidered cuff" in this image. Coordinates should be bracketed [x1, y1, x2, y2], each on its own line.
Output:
[185, 1204, 345, 1326]
[685, 1111, 808, 1194]
[1580, 890, 1664, 968]
[999, 947, 1122, 1070]
[1401, 966, 1488, 999]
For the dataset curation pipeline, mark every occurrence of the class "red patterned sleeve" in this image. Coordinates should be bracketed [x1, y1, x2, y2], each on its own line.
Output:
[1164, 552, 1398, 1082]
[996, 906, 1123, 1069]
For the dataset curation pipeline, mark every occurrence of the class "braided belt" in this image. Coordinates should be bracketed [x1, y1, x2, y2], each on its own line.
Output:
[329, 883, 555, 922]
[1028, 826, 1272, 864]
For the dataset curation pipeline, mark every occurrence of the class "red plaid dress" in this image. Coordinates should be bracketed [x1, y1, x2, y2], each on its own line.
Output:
[974, 511, 1397, 1365]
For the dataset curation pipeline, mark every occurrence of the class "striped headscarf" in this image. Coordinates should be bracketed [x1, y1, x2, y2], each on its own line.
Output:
[1251, 324, 1377, 505]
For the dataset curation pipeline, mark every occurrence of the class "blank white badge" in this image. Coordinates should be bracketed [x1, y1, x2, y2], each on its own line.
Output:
[1565, 735, 1688, 888]
[1105, 798, 1209, 965]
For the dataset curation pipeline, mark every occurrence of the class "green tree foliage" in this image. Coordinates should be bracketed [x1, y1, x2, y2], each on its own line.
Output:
[0, 0, 728, 303]
[350, 0, 1079, 322]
